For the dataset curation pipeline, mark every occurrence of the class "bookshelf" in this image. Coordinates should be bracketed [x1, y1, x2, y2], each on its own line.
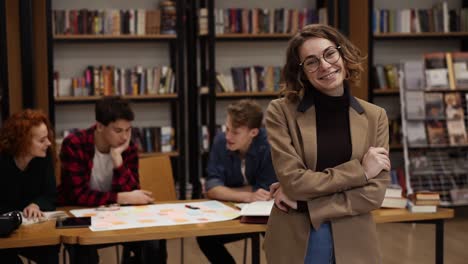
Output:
[47, 0, 188, 198]
[368, 0, 468, 168]
[400, 85, 468, 206]
[369, 0, 468, 205]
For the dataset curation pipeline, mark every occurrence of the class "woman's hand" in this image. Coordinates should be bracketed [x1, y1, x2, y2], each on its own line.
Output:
[270, 182, 297, 212]
[23, 203, 43, 219]
[362, 147, 391, 180]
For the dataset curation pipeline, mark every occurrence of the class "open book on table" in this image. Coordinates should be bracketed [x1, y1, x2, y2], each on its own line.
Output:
[238, 200, 274, 224]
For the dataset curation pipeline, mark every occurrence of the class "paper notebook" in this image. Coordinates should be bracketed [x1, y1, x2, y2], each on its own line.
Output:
[240, 200, 274, 216]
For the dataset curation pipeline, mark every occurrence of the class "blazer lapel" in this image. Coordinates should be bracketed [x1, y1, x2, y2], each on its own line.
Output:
[296, 107, 317, 171]
[349, 108, 368, 160]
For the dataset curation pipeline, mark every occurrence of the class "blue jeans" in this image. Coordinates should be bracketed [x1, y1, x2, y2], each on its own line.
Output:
[304, 222, 335, 264]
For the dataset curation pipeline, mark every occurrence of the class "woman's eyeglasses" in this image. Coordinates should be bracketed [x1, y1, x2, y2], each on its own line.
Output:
[299, 46, 341, 73]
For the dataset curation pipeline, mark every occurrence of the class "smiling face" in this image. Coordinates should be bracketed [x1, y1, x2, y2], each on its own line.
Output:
[299, 37, 345, 96]
[28, 122, 51, 158]
[97, 119, 132, 148]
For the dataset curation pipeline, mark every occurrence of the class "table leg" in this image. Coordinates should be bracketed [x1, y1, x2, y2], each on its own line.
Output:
[435, 220, 444, 264]
[251, 233, 260, 264]
[64, 244, 76, 264]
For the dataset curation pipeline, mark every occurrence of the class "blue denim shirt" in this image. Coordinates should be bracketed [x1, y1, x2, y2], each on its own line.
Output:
[205, 128, 277, 191]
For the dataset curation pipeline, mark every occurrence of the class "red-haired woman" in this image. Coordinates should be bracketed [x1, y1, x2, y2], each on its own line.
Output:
[0, 109, 58, 264]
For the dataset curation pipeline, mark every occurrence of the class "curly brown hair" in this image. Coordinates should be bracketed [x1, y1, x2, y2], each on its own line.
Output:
[281, 24, 366, 102]
[0, 109, 54, 157]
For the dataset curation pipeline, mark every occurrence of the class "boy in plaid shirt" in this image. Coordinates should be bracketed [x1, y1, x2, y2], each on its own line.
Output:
[58, 96, 166, 263]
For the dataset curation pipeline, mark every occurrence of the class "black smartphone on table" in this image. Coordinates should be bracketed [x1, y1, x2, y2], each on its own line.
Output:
[55, 217, 91, 229]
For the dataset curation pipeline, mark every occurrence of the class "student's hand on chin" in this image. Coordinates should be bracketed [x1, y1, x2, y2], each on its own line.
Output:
[111, 137, 131, 156]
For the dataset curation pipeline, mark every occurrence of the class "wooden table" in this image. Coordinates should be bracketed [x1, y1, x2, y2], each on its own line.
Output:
[58, 202, 266, 264]
[0, 220, 62, 249]
[0, 206, 454, 264]
[61, 218, 266, 264]
[373, 208, 454, 264]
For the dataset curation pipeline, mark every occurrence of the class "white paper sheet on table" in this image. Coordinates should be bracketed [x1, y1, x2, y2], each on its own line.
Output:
[70, 200, 241, 231]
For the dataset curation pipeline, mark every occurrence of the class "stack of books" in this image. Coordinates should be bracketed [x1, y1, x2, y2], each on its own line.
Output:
[381, 184, 407, 209]
[407, 191, 440, 213]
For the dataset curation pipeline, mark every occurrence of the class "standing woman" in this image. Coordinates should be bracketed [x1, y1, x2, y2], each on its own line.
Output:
[0, 109, 59, 264]
[264, 24, 391, 264]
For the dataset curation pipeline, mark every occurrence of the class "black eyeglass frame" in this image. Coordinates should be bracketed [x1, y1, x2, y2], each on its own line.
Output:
[299, 46, 342, 73]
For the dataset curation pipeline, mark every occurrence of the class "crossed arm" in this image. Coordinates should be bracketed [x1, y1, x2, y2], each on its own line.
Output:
[265, 101, 391, 229]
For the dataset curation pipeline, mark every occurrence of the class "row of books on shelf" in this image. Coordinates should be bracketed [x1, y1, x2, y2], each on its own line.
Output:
[372, 1, 468, 34]
[405, 91, 468, 146]
[406, 119, 467, 147]
[406, 91, 468, 120]
[216, 66, 282, 93]
[53, 3, 176, 36]
[372, 64, 399, 90]
[389, 118, 402, 147]
[200, 7, 327, 35]
[132, 126, 175, 154]
[54, 66, 175, 98]
[374, 52, 468, 91]
[58, 126, 175, 154]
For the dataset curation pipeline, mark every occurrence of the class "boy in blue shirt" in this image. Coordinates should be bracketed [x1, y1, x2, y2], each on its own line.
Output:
[197, 99, 277, 263]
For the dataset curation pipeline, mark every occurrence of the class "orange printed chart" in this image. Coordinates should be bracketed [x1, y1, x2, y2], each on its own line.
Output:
[70, 201, 241, 231]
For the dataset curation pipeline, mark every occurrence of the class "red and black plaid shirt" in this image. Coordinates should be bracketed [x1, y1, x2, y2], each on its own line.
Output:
[57, 126, 140, 206]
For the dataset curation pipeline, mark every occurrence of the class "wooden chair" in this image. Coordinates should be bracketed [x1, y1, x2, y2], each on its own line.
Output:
[121, 154, 182, 263]
[139, 155, 177, 201]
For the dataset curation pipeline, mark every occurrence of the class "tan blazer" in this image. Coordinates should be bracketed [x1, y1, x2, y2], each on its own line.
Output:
[264, 95, 390, 264]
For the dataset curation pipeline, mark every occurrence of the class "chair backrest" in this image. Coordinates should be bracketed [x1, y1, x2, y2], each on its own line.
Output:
[139, 155, 177, 201]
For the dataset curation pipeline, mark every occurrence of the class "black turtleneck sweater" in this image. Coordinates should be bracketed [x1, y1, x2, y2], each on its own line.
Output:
[312, 87, 352, 171]
[297, 87, 352, 211]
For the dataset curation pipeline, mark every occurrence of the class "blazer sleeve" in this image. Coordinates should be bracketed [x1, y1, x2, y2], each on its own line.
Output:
[265, 100, 368, 201]
[306, 107, 391, 229]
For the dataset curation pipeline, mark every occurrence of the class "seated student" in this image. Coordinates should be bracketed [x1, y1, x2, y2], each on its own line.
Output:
[0, 109, 59, 264]
[196, 99, 277, 263]
[58, 96, 166, 264]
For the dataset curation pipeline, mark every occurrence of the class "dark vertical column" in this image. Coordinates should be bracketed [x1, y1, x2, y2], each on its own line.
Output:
[368, 0, 374, 102]
[0, 0, 10, 118]
[462, 1, 468, 51]
[207, 0, 216, 144]
[45, 0, 54, 125]
[19, 0, 35, 108]
[337, 0, 349, 35]
[175, 0, 186, 199]
[187, 0, 201, 198]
